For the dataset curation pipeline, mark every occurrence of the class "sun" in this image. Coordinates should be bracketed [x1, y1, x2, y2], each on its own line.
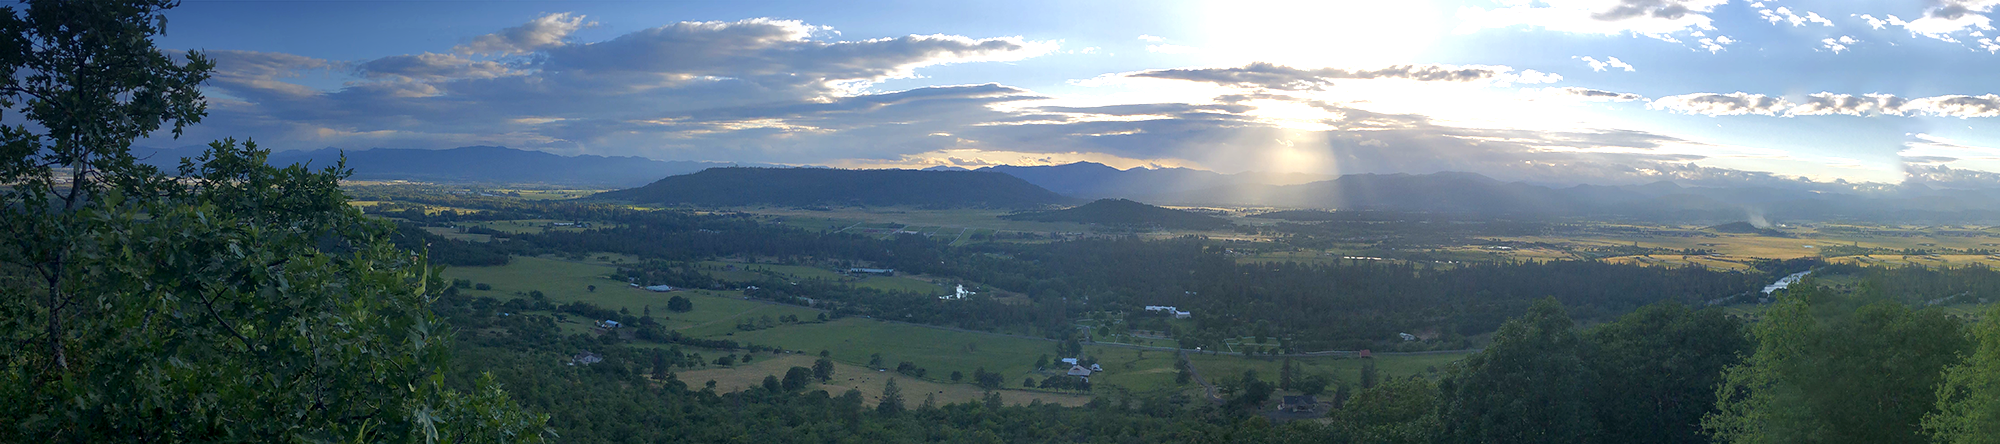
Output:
[1196, 0, 1442, 68]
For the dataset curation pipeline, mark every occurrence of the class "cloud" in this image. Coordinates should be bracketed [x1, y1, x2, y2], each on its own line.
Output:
[1577, 55, 1636, 71]
[1126, 62, 1557, 90]
[456, 12, 593, 55]
[1758, 6, 1834, 27]
[356, 52, 516, 80]
[1458, 0, 1729, 41]
[1864, 1, 2000, 43]
[1146, 44, 1197, 54]
[540, 18, 1054, 93]
[1137, 34, 1165, 42]
[1648, 92, 2000, 118]
[1650, 92, 1791, 116]
[1696, 35, 1735, 53]
[1820, 35, 1858, 53]
[1534, 87, 1646, 101]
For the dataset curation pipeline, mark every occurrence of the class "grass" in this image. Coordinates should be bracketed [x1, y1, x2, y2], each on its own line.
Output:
[442, 257, 819, 329]
[719, 318, 1057, 388]
[672, 353, 1091, 407]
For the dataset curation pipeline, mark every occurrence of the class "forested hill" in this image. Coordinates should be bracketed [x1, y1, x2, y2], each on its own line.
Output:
[1000, 198, 1232, 229]
[592, 167, 1074, 208]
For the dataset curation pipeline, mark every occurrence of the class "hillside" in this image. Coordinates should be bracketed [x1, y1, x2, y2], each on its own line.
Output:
[1000, 198, 1232, 229]
[593, 167, 1072, 208]
[136, 145, 754, 187]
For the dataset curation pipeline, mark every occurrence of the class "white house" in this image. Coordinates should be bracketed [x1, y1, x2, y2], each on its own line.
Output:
[1060, 358, 1079, 366]
[596, 320, 621, 329]
[1146, 305, 1192, 319]
[1067, 365, 1093, 377]
[1089, 363, 1103, 372]
[643, 285, 675, 292]
[1174, 310, 1192, 319]
[941, 284, 975, 300]
[1399, 333, 1418, 341]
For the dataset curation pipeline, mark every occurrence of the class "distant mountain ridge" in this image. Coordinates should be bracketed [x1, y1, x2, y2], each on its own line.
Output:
[135, 145, 760, 187]
[1001, 198, 1232, 230]
[594, 167, 1073, 208]
[975, 162, 2000, 222]
[975, 162, 1330, 199]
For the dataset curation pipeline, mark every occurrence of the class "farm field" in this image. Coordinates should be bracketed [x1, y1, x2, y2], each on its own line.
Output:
[720, 318, 1055, 388]
[673, 353, 1091, 407]
[441, 256, 820, 331]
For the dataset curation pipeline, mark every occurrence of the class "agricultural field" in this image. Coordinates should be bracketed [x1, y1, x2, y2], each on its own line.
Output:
[674, 353, 1091, 407]
[721, 318, 1056, 387]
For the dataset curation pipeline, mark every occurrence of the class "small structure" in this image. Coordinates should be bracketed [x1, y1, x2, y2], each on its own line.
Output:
[941, 284, 975, 300]
[1060, 358, 1079, 366]
[1145, 305, 1193, 319]
[1399, 332, 1418, 341]
[596, 319, 621, 329]
[1358, 349, 1372, 358]
[1067, 365, 1093, 378]
[1089, 363, 1103, 372]
[569, 351, 604, 366]
[1280, 395, 1318, 413]
[848, 268, 895, 276]
[643, 285, 676, 292]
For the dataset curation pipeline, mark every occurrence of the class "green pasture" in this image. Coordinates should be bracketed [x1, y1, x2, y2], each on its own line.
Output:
[719, 318, 1056, 386]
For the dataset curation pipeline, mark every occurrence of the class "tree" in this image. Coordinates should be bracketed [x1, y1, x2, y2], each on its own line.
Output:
[1436, 297, 1598, 443]
[0, 2, 544, 441]
[1233, 370, 1274, 408]
[813, 357, 836, 382]
[783, 366, 815, 392]
[667, 295, 694, 313]
[877, 378, 905, 415]
[1707, 287, 1969, 444]
[587, 285, 596, 292]
[1360, 359, 1379, 389]
[950, 371, 964, 382]
[1279, 358, 1296, 390]
[1333, 377, 1441, 444]
[1586, 302, 1748, 444]
[761, 375, 782, 393]
[1296, 373, 1332, 397]
[1927, 302, 2000, 443]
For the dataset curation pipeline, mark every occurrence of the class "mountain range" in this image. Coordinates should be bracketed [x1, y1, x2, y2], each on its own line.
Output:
[134, 145, 762, 187]
[136, 145, 2000, 223]
[593, 167, 1072, 208]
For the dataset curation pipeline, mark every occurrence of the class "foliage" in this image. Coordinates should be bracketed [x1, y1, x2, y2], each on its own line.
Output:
[1705, 286, 1970, 443]
[1436, 297, 1599, 443]
[1584, 301, 1749, 444]
[1926, 302, 2000, 443]
[0, 2, 542, 441]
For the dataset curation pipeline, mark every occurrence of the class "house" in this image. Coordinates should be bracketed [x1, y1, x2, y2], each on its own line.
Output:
[1060, 358, 1079, 366]
[940, 284, 974, 300]
[1279, 395, 1318, 413]
[1089, 364, 1103, 372]
[1174, 310, 1192, 319]
[1067, 365, 1093, 378]
[1144, 305, 1177, 313]
[1399, 332, 1418, 341]
[596, 320, 620, 329]
[569, 351, 604, 366]
[643, 285, 676, 292]
[1358, 349, 1372, 358]
[848, 268, 895, 276]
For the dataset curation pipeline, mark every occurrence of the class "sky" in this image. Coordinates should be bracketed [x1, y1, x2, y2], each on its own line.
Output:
[131, 0, 2000, 188]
